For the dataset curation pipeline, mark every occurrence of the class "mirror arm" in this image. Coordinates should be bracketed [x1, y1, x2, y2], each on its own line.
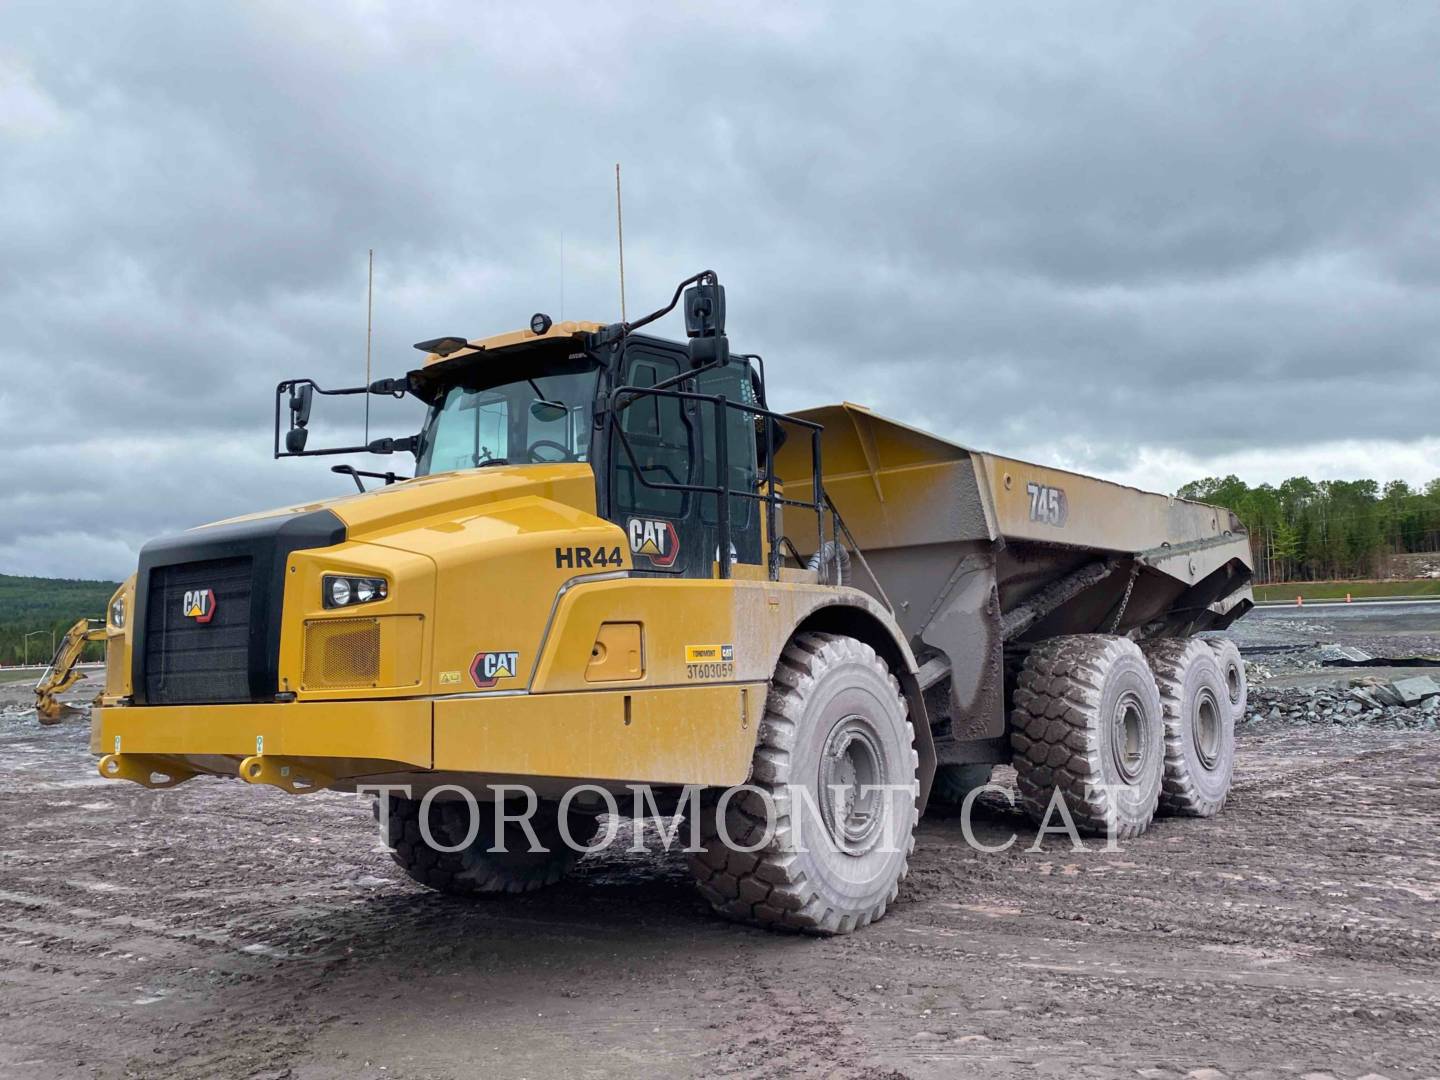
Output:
[367, 435, 419, 456]
[613, 269, 717, 337]
[275, 375, 419, 459]
[368, 375, 415, 398]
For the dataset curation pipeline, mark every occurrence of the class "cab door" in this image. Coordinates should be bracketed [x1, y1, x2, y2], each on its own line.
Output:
[607, 343, 761, 576]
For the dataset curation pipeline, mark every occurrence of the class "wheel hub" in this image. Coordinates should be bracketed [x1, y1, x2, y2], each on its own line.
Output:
[1109, 691, 1146, 783]
[1193, 689, 1222, 769]
[818, 716, 888, 855]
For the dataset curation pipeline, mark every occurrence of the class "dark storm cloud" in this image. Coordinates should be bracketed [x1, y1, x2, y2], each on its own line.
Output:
[2, 0, 1438, 578]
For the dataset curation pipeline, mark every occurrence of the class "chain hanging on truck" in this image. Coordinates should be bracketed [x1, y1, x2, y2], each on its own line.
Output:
[1105, 562, 1141, 634]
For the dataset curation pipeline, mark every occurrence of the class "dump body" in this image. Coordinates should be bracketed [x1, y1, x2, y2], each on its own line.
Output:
[775, 403, 1253, 761]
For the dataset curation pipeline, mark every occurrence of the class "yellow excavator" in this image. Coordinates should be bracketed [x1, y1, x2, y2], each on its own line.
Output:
[33, 618, 106, 724]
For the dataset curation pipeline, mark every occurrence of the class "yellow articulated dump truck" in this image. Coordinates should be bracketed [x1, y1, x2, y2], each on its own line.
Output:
[91, 270, 1253, 934]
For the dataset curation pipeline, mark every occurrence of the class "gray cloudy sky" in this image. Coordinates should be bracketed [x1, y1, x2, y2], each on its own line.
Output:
[2, 1, 1438, 581]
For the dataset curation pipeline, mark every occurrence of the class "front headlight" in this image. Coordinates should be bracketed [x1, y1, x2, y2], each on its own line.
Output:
[323, 575, 388, 609]
[110, 594, 126, 629]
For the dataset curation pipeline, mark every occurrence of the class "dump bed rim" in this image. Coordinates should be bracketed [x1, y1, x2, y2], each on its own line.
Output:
[785, 401, 1236, 519]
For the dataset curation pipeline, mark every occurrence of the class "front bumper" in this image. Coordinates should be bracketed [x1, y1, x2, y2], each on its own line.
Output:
[91, 683, 763, 793]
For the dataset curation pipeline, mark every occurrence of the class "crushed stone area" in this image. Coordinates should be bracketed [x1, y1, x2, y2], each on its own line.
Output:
[1227, 601, 1440, 733]
[0, 605, 1438, 1079]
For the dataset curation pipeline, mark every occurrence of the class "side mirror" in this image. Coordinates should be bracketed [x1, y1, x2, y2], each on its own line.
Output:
[530, 399, 568, 423]
[688, 333, 730, 369]
[683, 282, 726, 338]
[289, 383, 313, 426]
[284, 384, 314, 453]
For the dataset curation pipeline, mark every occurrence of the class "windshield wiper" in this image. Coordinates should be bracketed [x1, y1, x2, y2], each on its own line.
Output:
[477, 457, 510, 468]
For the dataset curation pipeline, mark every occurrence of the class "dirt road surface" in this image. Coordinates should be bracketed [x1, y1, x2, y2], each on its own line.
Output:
[0, 607, 1437, 1079]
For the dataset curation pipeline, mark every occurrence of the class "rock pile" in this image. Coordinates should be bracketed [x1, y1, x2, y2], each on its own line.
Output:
[1247, 676, 1440, 730]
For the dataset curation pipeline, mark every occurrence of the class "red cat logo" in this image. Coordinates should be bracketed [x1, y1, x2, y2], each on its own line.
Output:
[470, 650, 520, 688]
[182, 588, 217, 623]
[627, 517, 678, 568]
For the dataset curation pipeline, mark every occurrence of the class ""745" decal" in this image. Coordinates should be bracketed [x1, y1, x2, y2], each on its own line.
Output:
[1025, 482, 1068, 527]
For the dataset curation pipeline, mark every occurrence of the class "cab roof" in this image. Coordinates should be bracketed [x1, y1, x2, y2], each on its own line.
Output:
[418, 320, 606, 368]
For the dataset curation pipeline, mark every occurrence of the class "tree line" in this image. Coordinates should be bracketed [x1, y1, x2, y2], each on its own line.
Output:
[1175, 475, 1440, 583]
[0, 575, 117, 666]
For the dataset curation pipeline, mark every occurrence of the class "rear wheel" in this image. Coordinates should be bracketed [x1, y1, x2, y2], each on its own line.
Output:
[380, 795, 597, 896]
[1010, 634, 1164, 839]
[1204, 637, 1247, 722]
[688, 632, 919, 935]
[1143, 638, 1235, 817]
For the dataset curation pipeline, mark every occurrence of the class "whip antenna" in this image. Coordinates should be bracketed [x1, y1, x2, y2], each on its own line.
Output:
[615, 163, 626, 323]
[363, 248, 374, 441]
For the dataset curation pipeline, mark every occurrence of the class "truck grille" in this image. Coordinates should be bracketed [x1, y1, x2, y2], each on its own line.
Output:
[131, 507, 346, 706]
[143, 557, 254, 705]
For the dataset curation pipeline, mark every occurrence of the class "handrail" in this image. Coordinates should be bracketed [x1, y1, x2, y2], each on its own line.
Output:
[608, 383, 832, 581]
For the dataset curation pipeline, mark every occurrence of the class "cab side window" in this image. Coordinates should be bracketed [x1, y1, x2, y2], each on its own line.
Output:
[694, 363, 759, 542]
[613, 353, 692, 519]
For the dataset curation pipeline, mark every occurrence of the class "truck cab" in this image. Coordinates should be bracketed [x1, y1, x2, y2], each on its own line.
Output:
[407, 320, 769, 578]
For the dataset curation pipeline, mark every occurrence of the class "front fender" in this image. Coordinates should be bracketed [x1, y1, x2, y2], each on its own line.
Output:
[531, 577, 936, 808]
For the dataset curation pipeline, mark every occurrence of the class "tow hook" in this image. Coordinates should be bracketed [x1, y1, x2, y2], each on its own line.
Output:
[97, 753, 199, 789]
[238, 755, 335, 794]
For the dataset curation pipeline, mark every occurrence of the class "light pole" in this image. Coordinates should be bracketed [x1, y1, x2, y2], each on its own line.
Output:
[24, 630, 54, 668]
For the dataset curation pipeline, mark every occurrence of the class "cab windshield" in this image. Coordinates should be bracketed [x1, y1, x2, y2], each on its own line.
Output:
[414, 354, 601, 477]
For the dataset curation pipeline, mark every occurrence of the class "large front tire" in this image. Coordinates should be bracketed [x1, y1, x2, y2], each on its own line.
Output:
[688, 632, 919, 935]
[1010, 634, 1164, 839]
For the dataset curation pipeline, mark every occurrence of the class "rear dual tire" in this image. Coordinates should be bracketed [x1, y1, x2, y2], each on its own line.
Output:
[1144, 638, 1236, 817]
[1010, 633, 1239, 837]
[1205, 636, 1248, 723]
[1010, 635, 1165, 838]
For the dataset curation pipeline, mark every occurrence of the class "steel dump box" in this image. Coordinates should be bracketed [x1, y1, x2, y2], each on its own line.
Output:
[775, 403, 1253, 756]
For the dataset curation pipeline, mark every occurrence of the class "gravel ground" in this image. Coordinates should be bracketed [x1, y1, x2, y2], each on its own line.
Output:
[0, 604, 1437, 1080]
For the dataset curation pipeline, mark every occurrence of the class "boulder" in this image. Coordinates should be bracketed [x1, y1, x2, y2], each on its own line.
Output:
[1390, 676, 1440, 707]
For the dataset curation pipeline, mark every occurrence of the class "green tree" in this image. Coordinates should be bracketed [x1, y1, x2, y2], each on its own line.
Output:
[1174, 472, 1438, 583]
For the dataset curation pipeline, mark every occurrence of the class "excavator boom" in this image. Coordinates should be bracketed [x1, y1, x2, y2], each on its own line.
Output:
[34, 618, 105, 725]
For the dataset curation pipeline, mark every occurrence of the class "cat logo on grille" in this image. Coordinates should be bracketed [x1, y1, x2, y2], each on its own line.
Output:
[182, 588, 217, 624]
[470, 650, 520, 688]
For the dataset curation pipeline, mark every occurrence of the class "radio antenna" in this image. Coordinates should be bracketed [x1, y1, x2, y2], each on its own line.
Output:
[363, 248, 374, 441]
[615, 163, 627, 324]
[560, 230, 565, 322]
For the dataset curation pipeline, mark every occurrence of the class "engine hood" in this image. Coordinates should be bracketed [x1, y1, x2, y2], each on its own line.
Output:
[196, 463, 600, 544]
